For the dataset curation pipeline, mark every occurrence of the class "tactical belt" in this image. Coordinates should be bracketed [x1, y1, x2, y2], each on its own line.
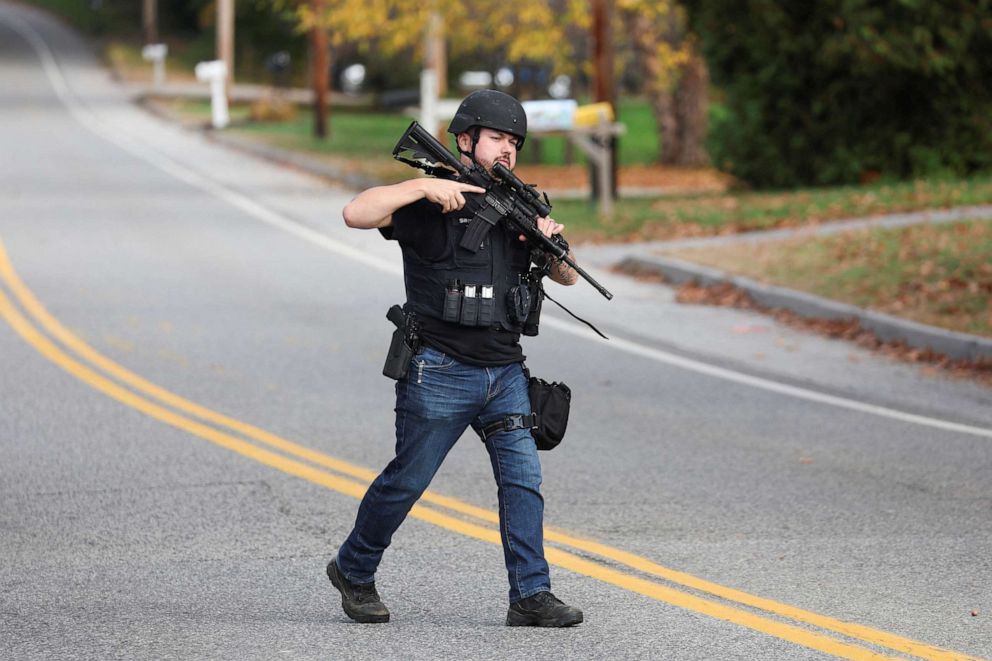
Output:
[478, 413, 538, 441]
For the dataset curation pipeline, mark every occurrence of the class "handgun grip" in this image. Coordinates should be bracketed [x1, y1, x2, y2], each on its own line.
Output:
[386, 304, 406, 328]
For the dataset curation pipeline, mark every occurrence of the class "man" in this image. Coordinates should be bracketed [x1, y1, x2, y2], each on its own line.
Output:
[328, 89, 583, 627]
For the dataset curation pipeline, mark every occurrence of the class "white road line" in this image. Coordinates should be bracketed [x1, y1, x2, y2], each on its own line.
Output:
[6, 9, 992, 442]
[548, 319, 992, 439]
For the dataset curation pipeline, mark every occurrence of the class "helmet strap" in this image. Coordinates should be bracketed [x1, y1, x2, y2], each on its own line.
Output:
[470, 127, 481, 155]
[456, 127, 482, 162]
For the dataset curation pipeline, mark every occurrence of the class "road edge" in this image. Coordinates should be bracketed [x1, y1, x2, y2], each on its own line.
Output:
[618, 254, 992, 362]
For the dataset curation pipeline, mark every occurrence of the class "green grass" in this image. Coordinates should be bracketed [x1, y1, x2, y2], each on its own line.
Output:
[551, 197, 666, 237]
[162, 98, 669, 185]
[161, 99, 253, 123]
[166, 98, 660, 165]
[236, 109, 416, 157]
[552, 176, 992, 242]
[667, 220, 992, 337]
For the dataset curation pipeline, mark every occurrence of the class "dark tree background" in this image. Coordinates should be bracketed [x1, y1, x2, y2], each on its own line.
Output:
[684, 0, 992, 188]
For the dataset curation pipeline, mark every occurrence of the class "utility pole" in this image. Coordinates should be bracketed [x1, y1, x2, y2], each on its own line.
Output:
[142, 0, 158, 44]
[591, 0, 618, 200]
[141, 0, 166, 89]
[310, 0, 329, 139]
[424, 5, 446, 138]
[216, 0, 235, 97]
[427, 9, 446, 99]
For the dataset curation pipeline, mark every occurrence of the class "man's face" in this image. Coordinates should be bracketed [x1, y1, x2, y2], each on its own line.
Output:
[458, 128, 519, 173]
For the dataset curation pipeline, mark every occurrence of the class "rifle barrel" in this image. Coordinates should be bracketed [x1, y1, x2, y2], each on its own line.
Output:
[507, 212, 613, 300]
[562, 255, 614, 300]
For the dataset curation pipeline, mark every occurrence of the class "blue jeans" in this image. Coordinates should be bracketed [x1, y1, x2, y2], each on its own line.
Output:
[336, 347, 550, 603]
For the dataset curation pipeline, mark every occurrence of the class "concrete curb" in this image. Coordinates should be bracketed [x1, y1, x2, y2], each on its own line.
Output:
[618, 254, 992, 362]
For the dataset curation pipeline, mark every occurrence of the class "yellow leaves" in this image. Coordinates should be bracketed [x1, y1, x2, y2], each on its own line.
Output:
[280, 0, 692, 89]
[565, 0, 591, 30]
[299, 0, 424, 52]
[295, 0, 578, 67]
[447, 0, 576, 72]
[652, 40, 691, 88]
[616, 0, 692, 92]
[616, 0, 674, 21]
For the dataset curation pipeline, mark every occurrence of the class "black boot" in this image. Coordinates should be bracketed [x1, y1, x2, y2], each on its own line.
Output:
[326, 559, 390, 623]
[506, 591, 583, 627]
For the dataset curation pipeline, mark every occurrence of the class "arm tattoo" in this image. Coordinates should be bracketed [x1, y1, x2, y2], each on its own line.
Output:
[553, 256, 578, 283]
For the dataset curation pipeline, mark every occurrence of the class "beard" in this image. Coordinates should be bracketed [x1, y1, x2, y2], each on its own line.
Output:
[478, 154, 513, 175]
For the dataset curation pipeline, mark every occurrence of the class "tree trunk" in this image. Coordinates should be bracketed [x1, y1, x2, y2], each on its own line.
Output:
[310, 4, 329, 139]
[591, 0, 618, 199]
[623, 10, 679, 164]
[674, 50, 710, 166]
[216, 0, 234, 97]
[427, 10, 447, 99]
[623, 6, 710, 166]
[142, 0, 157, 44]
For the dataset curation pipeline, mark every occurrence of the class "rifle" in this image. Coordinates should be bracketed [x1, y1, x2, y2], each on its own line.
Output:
[392, 121, 613, 301]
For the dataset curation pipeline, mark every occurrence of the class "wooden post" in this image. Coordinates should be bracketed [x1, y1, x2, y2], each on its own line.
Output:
[591, 0, 618, 201]
[142, 0, 158, 44]
[427, 9, 447, 100]
[424, 6, 446, 138]
[595, 114, 613, 217]
[565, 114, 625, 218]
[216, 0, 235, 98]
[310, 0, 329, 139]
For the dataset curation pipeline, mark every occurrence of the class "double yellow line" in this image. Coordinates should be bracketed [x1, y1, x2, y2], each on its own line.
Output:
[0, 238, 979, 661]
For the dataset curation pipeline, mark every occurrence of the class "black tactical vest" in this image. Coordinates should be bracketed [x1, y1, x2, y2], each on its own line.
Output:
[401, 211, 533, 333]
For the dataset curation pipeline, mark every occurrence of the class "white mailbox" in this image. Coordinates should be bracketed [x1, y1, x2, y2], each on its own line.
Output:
[141, 43, 168, 88]
[521, 99, 578, 132]
[195, 60, 229, 129]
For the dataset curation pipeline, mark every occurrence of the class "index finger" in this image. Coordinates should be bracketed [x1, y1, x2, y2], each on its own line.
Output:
[457, 183, 487, 194]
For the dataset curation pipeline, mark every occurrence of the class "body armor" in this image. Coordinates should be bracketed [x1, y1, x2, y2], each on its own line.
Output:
[401, 211, 539, 334]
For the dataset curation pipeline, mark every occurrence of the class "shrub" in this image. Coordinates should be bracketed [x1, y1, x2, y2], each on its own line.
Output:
[686, 0, 992, 188]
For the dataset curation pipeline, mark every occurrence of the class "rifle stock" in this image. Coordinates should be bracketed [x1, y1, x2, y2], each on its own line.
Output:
[392, 121, 467, 179]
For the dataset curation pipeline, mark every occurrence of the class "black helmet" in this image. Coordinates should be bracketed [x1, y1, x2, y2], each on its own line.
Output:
[448, 89, 527, 150]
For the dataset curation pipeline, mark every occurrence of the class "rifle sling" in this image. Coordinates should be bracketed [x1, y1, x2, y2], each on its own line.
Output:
[541, 286, 609, 340]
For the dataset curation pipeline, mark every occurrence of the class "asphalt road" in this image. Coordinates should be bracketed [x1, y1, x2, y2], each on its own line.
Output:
[1, 4, 990, 660]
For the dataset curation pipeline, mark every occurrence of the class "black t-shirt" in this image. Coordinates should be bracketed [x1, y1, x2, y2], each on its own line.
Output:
[379, 198, 526, 366]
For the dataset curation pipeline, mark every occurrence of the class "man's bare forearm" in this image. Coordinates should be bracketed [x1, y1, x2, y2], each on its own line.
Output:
[342, 179, 425, 229]
[547, 251, 579, 286]
[342, 178, 487, 229]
